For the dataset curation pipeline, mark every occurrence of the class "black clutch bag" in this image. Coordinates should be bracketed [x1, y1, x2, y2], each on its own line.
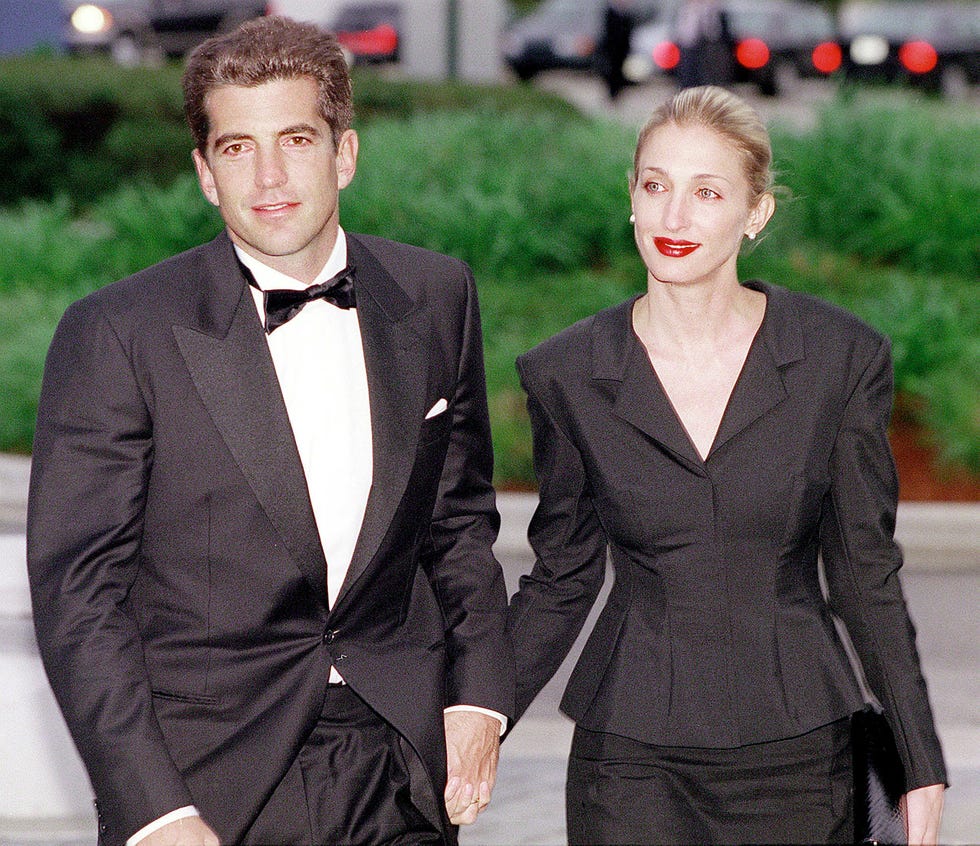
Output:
[852, 706, 907, 845]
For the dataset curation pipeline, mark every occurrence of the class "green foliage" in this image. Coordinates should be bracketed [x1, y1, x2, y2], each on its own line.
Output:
[349, 71, 584, 126]
[345, 109, 633, 279]
[0, 55, 581, 211]
[0, 68, 976, 485]
[771, 93, 980, 279]
[0, 56, 191, 208]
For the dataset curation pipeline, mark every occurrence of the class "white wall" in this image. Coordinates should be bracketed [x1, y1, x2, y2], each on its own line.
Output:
[0, 535, 93, 820]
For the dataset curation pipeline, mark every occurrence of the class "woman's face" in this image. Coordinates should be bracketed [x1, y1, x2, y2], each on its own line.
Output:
[631, 121, 772, 291]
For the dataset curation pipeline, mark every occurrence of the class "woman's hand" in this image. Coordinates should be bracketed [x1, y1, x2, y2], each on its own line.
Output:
[902, 783, 944, 846]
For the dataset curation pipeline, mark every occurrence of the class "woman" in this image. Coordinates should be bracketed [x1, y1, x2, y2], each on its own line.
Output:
[508, 86, 946, 845]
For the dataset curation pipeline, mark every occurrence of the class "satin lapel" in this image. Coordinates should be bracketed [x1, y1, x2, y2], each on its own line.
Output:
[172, 246, 328, 602]
[593, 300, 705, 474]
[336, 236, 428, 604]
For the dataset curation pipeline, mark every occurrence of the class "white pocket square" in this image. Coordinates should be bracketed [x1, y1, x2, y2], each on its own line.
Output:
[425, 398, 449, 419]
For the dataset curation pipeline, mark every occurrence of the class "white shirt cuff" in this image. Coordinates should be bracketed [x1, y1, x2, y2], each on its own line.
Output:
[444, 704, 508, 735]
[126, 806, 200, 845]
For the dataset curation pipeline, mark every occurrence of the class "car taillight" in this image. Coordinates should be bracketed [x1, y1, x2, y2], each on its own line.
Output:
[338, 24, 398, 56]
[653, 41, 681, 71]
[736, 38, 770, 70]
[899, 40, 938, 74]
[811, 41, 842, 74]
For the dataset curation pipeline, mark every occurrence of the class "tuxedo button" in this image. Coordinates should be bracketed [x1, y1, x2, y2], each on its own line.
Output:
[323, 629, 338, 644]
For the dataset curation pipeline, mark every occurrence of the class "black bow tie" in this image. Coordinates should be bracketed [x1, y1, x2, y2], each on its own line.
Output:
[249, 265, 357, 334]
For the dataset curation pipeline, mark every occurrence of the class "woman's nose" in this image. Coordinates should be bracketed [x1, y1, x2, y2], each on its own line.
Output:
[662, 192, 690, 231]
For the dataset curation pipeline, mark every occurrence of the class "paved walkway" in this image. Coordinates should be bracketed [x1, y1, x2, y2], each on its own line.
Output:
[1, 455, 977, 844]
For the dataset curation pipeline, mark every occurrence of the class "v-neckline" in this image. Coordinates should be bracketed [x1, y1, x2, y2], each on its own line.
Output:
[630, 286, 770, 464]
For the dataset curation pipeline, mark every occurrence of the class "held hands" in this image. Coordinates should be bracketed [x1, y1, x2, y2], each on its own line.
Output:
[902, 783, 945, 846]
[443, 711, 500, 825]
[138, 816, 220, 846]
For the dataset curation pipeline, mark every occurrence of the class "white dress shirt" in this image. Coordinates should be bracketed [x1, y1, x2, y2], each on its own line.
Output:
[241, 229, 373, 614]
[127, 229, 502, 845]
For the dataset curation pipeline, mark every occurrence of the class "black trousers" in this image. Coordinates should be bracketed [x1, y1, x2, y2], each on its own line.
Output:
[242, 684, 443, 846]
[566, 718, 854, 846]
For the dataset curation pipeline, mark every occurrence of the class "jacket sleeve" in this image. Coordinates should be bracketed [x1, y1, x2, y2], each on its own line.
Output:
[819, 334, 948, 790]
[506, 355, 609, 722]
[423, 261, 515, 721]
[27, 297, 194, 842]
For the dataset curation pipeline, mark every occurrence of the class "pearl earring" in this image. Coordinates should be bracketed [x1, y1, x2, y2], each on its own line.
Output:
[629, 213, 636, 224]
[747, 232, 756, 240]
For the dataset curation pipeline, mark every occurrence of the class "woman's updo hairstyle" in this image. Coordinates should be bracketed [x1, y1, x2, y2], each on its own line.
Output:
[632, 85, 774, 205]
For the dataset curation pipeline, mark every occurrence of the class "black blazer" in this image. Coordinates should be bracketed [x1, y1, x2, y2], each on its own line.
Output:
[27, 231, 515, 844]
[508, 280, 946, 791]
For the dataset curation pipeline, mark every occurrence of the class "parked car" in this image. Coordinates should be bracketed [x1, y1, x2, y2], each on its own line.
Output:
[838, 1, 980, 97]
[501, 0, 669, 81]
[62, 0, 268, 65]
[627, 0, 841, 96]
[330, 2, 400, 64]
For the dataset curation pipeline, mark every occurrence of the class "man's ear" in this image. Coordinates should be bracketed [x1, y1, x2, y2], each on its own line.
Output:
[192, 149, 220, 207]
[335, 129, 358, 191]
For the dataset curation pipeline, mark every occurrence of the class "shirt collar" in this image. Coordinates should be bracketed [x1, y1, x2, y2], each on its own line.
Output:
[234, 227, 349, 292]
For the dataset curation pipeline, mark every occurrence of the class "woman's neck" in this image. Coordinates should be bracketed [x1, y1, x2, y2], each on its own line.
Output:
[636, 277, 764, 359]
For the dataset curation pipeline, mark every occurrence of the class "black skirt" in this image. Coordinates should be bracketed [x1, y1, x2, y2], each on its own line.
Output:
[566, 717, 854, 845]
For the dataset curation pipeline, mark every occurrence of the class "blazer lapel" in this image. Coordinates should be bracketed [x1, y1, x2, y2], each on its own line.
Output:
[594, 299, 705, 474]
[335, 235, 429, 605]
[709, 281, 803, 458]
[172, 235, 329, 602]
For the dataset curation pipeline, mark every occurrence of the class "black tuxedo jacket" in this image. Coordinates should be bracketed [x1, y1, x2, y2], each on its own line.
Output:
[508, 280, 946, 791]
[27, 231, 514, 844]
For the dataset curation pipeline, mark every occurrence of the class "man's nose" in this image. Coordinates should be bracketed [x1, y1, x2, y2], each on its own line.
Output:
[255, 146, 287, 189]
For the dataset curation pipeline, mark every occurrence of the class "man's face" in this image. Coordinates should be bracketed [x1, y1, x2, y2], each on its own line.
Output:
[193, 76, 357, 283]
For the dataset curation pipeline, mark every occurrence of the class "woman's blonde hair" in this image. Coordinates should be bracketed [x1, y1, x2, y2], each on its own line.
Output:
[632, 86, 774, 204]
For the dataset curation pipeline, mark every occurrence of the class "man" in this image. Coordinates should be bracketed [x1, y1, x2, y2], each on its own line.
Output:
[27, 16, 513, 845]
[596, 0, 635, 100]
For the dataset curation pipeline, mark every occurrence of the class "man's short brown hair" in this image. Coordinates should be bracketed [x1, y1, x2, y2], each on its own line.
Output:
[182, 16, 353, 152]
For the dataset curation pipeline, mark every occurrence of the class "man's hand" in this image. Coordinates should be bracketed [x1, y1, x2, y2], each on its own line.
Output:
[443, 711, 500, 825]
[902, 783, 944, 846]
[138, 816, 220, 846]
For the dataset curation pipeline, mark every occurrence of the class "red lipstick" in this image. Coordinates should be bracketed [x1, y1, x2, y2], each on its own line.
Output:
[654, 237, 699, 258]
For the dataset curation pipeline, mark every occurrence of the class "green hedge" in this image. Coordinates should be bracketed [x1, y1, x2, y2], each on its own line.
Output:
[0, 62, 976, 485]
[0, 57, 190, 207]
[0, 55, 581, 210]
